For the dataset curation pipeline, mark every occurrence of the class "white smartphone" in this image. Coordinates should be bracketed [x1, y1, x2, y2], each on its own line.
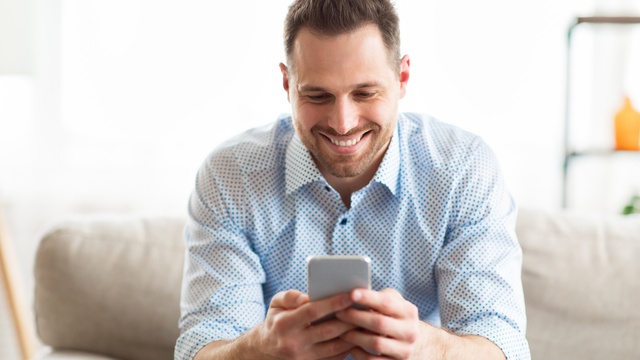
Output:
[307, 255, 371, 323]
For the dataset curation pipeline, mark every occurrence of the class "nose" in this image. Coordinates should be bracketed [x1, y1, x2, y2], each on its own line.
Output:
[328, 96, 358, 135]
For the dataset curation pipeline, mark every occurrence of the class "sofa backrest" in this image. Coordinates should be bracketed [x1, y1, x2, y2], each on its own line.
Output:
[34, 215, 186, 360]
[517, 208, 640, 360]
[34, 209, 640, 360]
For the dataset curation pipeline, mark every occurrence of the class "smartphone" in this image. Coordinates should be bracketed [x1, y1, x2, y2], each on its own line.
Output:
[307, 255, 371, 323]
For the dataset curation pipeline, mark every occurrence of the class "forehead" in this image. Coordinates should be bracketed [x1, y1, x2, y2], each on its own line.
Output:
[290, 24, 396, 85]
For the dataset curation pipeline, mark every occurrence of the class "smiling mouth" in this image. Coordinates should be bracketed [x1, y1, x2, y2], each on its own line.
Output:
[325, 131, 369, 147]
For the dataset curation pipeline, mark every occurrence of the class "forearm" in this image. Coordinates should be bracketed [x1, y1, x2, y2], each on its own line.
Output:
[193, 340, 232, 360]
[421, 322, 505, 360]
[193, 329, 272, 360]
[194, 340, 246, 360]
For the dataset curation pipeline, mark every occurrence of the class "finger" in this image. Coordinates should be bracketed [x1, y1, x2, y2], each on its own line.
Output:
[306, 318, 359, 342]
[343, 329, 411, 359]
[297, 293, 354, 324]
[336, 308, 410, 340]
[349, 347, 390, 360]
[323, 352, 354, 360]
[350, 289, 414, 318]
[311, 338, 356, 359]
[322, 348, 355, 360]
[267, 292, 351, 334]
[322, 351, 354, 360]
[270, 290, 309, 310]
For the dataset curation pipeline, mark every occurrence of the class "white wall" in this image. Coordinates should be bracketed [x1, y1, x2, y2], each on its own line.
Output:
[27, 0, 612, 210]
[2, 0, 640, 352]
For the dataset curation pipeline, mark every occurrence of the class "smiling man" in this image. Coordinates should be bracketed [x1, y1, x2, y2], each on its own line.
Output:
[282, 23, 403, 208]
[175, 1, 530, 359]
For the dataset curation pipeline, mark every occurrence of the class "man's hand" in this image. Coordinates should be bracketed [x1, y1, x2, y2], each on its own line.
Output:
[194, 289, 359, 360]
[336, 289, 505, 360]
[195, 288, 505, 360]
[336, 288, 424, 359]
[252, 289, 359, 360]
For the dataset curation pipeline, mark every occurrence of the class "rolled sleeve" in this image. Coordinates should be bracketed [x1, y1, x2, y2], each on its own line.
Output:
[436, 140, 530, 359]
[175, 157, 266, 360]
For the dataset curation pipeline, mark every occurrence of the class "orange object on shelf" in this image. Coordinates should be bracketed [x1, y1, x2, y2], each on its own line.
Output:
[614, 96, 640, 151]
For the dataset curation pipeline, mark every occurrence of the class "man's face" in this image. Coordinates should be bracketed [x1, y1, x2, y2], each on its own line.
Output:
[280, 24, 409, 179]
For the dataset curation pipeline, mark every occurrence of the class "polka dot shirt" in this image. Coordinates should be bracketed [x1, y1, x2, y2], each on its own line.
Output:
[175, 113, 530, 359]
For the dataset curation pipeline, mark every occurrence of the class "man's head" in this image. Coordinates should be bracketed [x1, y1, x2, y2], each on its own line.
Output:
[280, 0, 409, 184]
[284, 0, 401, 73]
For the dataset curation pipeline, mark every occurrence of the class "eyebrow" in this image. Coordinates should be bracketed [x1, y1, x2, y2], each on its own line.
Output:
[298, 82, 382, 93]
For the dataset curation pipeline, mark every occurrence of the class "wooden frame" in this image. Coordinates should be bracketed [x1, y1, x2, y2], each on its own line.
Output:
[0, 206, 36, 360]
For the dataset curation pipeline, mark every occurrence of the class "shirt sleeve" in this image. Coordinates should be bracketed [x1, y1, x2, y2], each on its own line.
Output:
[435, 139, 531, 359]
[174, 154, 267, 360]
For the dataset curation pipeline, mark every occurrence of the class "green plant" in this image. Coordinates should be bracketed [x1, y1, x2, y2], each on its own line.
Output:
[622, 194, 640, 215]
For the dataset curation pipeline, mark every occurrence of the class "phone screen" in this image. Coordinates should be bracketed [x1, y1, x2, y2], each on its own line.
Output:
[307, 255, 371, 323]
[307, 255, 371, 300]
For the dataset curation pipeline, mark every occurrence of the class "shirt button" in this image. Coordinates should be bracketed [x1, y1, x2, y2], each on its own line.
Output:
[340, 218, 348, 225]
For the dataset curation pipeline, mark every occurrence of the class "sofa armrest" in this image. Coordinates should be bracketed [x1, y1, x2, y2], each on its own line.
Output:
[34, 214, 186, 360]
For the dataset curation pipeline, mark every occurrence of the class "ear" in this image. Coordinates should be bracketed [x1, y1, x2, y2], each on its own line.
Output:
[279, 62, 291, 101]
[398, 55, 410, 99]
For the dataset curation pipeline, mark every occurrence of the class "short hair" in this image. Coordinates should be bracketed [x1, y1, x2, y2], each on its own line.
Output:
[284, 0, 401, 72]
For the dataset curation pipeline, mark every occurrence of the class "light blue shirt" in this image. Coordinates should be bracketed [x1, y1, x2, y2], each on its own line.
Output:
[176, 113, 530, 359]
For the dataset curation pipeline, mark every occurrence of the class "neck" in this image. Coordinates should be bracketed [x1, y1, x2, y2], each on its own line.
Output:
[320, 152, 385, 209]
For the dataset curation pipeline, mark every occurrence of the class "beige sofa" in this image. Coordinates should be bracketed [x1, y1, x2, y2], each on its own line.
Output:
[32, 209, 640, 359]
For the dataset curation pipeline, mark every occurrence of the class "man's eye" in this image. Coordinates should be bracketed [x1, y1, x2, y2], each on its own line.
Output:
[307, 94, 329, 101]
[356, 92, 375, 98]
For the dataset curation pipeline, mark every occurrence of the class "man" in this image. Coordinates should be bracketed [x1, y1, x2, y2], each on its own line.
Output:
[176, 1, 530, 359]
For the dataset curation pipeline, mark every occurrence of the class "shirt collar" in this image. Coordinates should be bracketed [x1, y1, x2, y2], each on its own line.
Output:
[285, 132, 323, 195]
[284, 122, 401, 197]
[371, 123, 400, 197]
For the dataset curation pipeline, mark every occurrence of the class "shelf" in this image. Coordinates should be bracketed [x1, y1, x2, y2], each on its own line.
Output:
[575, 16, 640, 25]
[562, 16, 640, 208]
[567, 149, 640, 158]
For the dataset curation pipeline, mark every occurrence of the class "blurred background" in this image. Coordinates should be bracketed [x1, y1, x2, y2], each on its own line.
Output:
[2, 0, 640, 357]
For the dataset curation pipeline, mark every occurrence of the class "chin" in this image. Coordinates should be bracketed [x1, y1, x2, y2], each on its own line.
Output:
[321, 158, 372, 178]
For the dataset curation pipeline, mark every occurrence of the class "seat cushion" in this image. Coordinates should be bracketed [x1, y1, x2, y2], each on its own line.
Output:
[35, 347, 120, 360]
[34, 214, 186, 360]
[516, 208, 640, 360]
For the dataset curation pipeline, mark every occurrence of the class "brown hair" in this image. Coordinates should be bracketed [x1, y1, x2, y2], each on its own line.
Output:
[284, 0, 401, 72]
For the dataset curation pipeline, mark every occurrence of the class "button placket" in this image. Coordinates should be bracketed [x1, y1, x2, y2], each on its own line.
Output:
[331, 206, 353, 255]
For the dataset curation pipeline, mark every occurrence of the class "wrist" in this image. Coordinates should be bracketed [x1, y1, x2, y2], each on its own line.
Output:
[193, 327, 270, 360]
[236, 325, 271, 359]
[416, 323, 504, 360]
[416, 322, 448, 359]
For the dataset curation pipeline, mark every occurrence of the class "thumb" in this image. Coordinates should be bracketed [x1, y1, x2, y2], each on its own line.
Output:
[270, 290, 309, 310]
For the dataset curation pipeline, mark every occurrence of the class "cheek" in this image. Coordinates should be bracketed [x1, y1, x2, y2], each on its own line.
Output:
[294, 103, 325, 129]
[365, 100, 396, 126]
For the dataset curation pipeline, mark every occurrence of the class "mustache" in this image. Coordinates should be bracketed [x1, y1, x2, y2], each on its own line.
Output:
[311, 124, 379, 137]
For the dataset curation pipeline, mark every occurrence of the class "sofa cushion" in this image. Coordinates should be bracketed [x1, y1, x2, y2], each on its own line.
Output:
[516, 208, 640, 360]
[35, 348, 119, 359]
[34, 215, 186, 360]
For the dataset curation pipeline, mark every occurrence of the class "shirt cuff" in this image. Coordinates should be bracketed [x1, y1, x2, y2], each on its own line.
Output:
[174, 323, 241, 360]
[452, 317, 530, 360]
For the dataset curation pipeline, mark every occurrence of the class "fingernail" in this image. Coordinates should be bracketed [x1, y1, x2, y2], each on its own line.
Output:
[352, 290, 361, 301]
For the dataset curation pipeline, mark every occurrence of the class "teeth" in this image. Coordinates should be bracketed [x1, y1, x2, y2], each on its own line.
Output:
[331, 136, 362, 147]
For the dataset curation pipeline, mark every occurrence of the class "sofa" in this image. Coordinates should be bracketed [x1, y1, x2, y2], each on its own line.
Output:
[32, 208, 640, 359]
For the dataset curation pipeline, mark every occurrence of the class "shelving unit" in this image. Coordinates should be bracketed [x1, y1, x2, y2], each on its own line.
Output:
[562, 16, 640, 208]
